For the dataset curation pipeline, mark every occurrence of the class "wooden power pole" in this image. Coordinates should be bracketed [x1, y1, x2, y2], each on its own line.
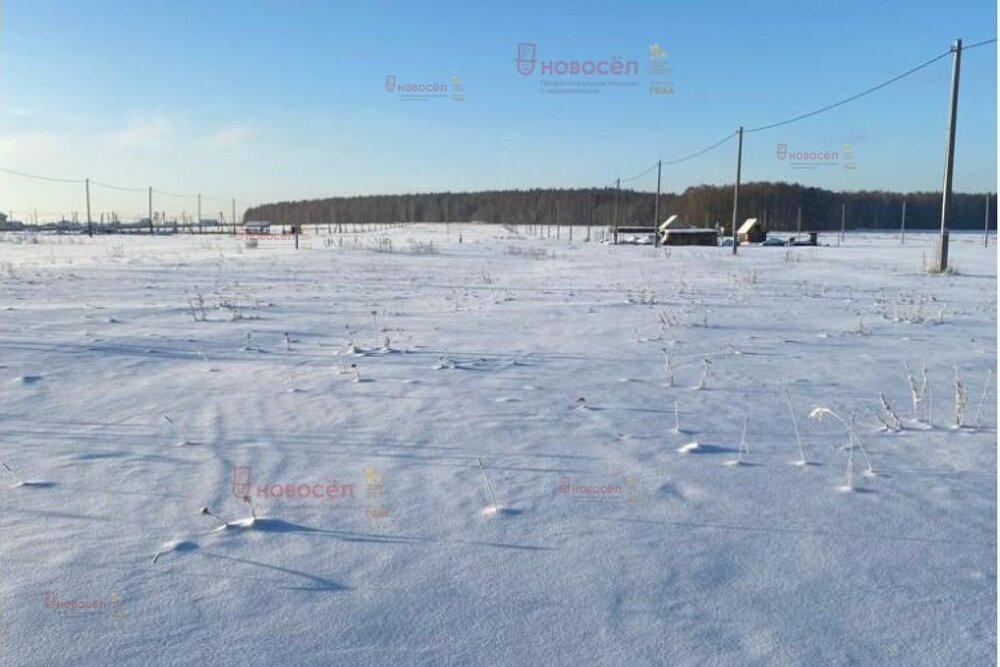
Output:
[935, 39, 963, 273]
[730, 126, 743, 255]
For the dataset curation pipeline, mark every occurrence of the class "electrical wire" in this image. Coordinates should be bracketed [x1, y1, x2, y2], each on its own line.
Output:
[745, 48, 954, 133]
[0, 167, 83, 184]
[90, 180, 148, 193]
[621, 162, 659, 183]
[661, 131, 737, 166]
[152, 188, 196, 199]
[965, 38, 997, 50]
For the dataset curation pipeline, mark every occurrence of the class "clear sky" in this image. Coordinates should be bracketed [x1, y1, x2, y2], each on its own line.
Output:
[1, 0, 996, 221]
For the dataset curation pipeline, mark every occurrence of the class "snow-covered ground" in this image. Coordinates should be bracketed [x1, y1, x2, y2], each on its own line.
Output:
[1, 225, 995, 666]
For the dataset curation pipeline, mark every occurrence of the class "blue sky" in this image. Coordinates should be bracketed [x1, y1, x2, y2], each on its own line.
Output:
[1, 0, 996, 220]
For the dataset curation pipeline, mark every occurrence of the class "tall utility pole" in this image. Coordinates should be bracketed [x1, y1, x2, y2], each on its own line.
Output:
[85, 178, 92, 237]
[936, 39, 963, 273]
[730, 126, 743, 256]
[985, 194, 990, 247]
[796, 206, 801, 234]
[613, 178, 621, 245]
[148, 187, 153, 234]
[197, 193, 202, 234]
[232, 198, 237, 229]
[586, 195, 592, 242]
[653, 159, 662, 248]
[901, 199, 907, 244]
[840, 203, 846, 244]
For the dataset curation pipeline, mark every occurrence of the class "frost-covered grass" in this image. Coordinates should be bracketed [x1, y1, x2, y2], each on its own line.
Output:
[0, 226, 995, 666]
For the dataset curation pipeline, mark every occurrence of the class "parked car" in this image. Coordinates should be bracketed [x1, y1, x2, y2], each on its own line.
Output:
[762, 236, 787, 246]
[719, 236, 735, 247]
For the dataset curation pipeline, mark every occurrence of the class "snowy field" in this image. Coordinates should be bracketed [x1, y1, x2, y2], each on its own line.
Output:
[0, 225, 996, 666]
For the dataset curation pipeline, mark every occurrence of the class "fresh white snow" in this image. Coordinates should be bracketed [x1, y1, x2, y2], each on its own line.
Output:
[1, 226, 995, 666]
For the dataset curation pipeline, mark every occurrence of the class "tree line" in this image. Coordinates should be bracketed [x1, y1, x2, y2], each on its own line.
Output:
[244, 183, 995, 232]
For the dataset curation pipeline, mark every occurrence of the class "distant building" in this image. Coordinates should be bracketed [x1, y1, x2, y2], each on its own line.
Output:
[788, 231, 819, 246]
[243, 221, 270, 233]
[661, 228, 719, 246]
[656, 214, 681, 236]
[656, 214, 684, 243]
[737, 218, 765, 244]
[0, 215, 25, 231]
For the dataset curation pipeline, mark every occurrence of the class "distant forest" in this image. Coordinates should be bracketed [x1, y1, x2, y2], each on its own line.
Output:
[245, 183, 996, 232]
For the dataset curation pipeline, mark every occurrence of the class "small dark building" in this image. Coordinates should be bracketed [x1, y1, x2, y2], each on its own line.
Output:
[789, 232, 819, 246]
[661, 228, 719, 246]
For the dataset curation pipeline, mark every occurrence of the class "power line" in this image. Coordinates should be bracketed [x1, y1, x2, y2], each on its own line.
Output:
[606, 132, 736, 190]
[152, 188, 196, 199]
[201, 195, 233, 204]
[621, 162, 659, 183]
[965, 38, 997, 50]
[608, 40, 993, 180]
[607, 131, 737, 187]
[661, 131, 737, 166]
[1, 169, 254, 208]
[0, 166, 83, 184]
[90, 180, 147, 193]
[745, 47, 954, 134]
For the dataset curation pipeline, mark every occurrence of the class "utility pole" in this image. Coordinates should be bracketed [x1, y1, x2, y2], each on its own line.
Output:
[730, 126, 743, 256]
[653, 159, 662, 248]
[232, 198, 237, 229]
[567, 200, 573, 241]
[840, 203, 846, 245]
[197, 193, 202, 234]
[148, 187, 153, 234]
[586, 195, 592, 242]
[613, 178, 620, 245]
[935, 39, 963, 273]
[796, 206, 801, 234]
[85, 178, 92, 237]
[985, 194, 990, 247]
[900, 199, 907, 244]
